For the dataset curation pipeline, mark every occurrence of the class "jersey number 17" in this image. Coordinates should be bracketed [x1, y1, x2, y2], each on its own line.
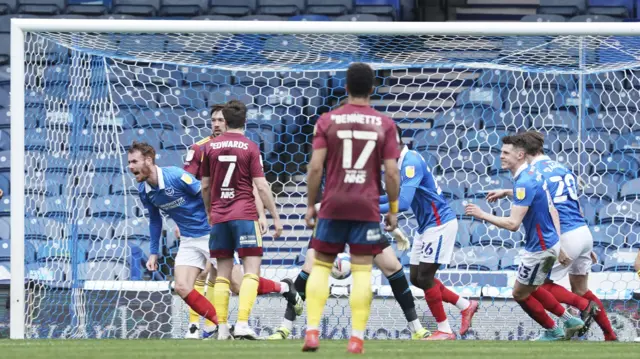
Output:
[337, 130, 378, 184]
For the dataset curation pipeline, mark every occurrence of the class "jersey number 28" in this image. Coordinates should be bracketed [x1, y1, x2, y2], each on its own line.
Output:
[548, 174, 578, 203]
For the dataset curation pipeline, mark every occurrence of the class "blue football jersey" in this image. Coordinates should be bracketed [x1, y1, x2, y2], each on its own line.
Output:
[531, 156, 586, 234]
[380, 148, 455, 234]
[138, 166, 210, 254]
[513, 164, 560, 252]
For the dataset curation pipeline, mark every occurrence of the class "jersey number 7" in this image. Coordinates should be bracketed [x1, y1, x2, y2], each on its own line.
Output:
[219, 155, 236, 199]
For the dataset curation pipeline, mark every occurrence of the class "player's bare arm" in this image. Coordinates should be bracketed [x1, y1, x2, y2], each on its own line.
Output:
[253, 176, 282, 238]
[383, 157, 400, 232]
[486, 189, 513, 203]
[465, 203, 528, 232]
[305, 147, 326, 229]
[634, 249, 640, 276]
[253, 184, 268, 235]
[201, 176, 211, 224]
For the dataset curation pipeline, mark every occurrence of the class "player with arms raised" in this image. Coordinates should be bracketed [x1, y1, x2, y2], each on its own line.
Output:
[302, 62, 401, 354]
[201, 100, 283, 340]
[127, 142, 219, 333]
[487, 131, 612, 340]
[465, 134, 584, 341]
[183, 103, 301, 338]
[379, 125, 478, 340]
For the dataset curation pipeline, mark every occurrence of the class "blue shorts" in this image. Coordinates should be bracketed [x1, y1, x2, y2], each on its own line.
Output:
[310, 219, 384, 255]
[209, 220, 263, 259]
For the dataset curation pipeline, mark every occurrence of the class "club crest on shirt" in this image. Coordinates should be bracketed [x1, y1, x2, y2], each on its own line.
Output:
[165, 187, 175, 197]
[181, 173, 193, 185]
[405, 166, 415, 178]
[516, 187, 526, 200]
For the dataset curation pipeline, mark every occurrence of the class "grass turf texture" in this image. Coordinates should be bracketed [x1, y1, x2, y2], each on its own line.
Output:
[0, 340, 638, 358]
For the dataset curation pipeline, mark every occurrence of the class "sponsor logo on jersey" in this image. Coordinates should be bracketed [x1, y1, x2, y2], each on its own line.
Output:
[366, 228, 381, 242]
[405, 166, 415, 179]
[239, 235, 257, 246]
[164, 187, 175, 197]
[516, 187, 526, 200]
[181, 173, 193, 185]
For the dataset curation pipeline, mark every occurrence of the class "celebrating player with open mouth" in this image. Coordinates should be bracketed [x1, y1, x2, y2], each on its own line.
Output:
[465, 134, 584, 341]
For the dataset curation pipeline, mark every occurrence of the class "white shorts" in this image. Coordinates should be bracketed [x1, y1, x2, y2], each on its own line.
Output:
[174, 234, 217, 270]
[549, 226, 593, 281]
[410, 220, 458, 266]
[517, 242, 560, 286]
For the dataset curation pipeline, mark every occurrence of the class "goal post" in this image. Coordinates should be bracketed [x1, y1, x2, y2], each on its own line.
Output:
[9, 19, 640, 340]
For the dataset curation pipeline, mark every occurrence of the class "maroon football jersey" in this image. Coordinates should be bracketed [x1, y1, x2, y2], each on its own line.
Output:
[183, 135, 214, 180]
[313, 103, 400, 222]
[201, 132, 265, 224]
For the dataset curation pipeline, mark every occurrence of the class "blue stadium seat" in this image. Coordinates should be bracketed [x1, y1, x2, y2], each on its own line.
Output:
[488, 153, 510, 176]
[455, 220, 472, 248]
[455, 88, 502, 111]
[134, 63, 183, 88]
[585, 71, 625, 91]
[436, 180, 466, 200]
[505, 88, 554, 113]
[531, 111, 578, 133]
[593, 153, 639, 178]
[234, 70, 280, 88]
[582, 175, 620, 202]
[65, 1, 109, 15]
[460, 129, 507, 154]
[114, 217, 151, 242]
[162, 128, 200, 151]
[484, 110, 527, 132]
[468, 174, 512, 199]
[0, 195, 8, 217]
[36, 241, 87, 263]
[73, 216, 114, 242]
[82, 239, 145, 280]
[305, 0, 352, 16]
[602, 248, 636, 271]
[601, 89, 640, 111]
[0, 64, 10, 83]
[526, 73, 577, 91]
[0, 1, 16, 15]
[576, 130, 614, 155]
[432, 109, 479, 129]
[334, 14, 382, 21]
[620, 178, 640, 200]
[119, 128, 163, 152]
[111, 85, 158, 109]
[501, 36, 548, 55]
[191, 14, 234, 20]
[450, 246, 502, 271]
[160, 0, 208, 16]
[500, 248, 522, 270]
[136, 108, 180, 131]
[17, 0, 65, 15]
[182, 109, 211, 128]
[628, 224, 640, 247]
[78, 260, 132, 281]
[538, 0, 586, 16]
[112, 0, 160, 16]
[281, 71, 329, 89]
[612, 133, 640, 154]
[469, 222, 522, 249]
[520, 14, 566, 22]
[579, 197, 605, 224]
[207, 85, 253, 107]
[598, 200, 640, 224]
[182, 67, 232, 85]
[439, 150, 491, 175]
[90, 195, 130, 220]
[24, 128, 48, 152]
[289, 14, 331, 21]
[588, 0, 632, 17]
[155, 149, 184, 167]
[570, 14, 622, 22]
[449, 199, 491, 220]
[0, 85, 9, 108]
[0, 218, 7, 240]
[476, 69, 526, 88]
[590, 224, 627, 249]
[40, 196, 71, 219]
[160, 86, 207, 109]
[555, 89, 600, 114]
[412, 129, 459, 152]
[0, 173, 8, 196]
[0, 34, 7, 65]
[209, 0, 256, 16]
[256, 0, 303, 16]
[355, 0, 398, 21]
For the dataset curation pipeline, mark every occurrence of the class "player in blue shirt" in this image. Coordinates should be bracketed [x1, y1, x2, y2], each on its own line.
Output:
[487, 131, 612, 340]
[465, 134, 584, 341]
[127, 142, 219, 330]
[379, 126, 477, 340]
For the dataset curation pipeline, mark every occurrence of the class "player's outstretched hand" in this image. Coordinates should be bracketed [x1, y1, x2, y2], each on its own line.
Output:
[384, 212, 397, 232]
[272, 218, 283, 238]
[305, 205, 317, 229]
[464, 203, 486, 219]
[259, 214, 268, 235]
[146, 254, 158, 272]
[392, 227, 410, 251]
[590, 251, 599, 265]
[486, 189, 507, 203]
[558, 248, 572, 267]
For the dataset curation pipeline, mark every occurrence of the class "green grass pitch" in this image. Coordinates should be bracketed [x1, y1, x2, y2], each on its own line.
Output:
[0, 340, 639, 359]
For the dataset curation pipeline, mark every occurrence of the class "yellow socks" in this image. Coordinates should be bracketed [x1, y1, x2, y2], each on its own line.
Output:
[204, 280, 216, 328]
[213, 277, 230, 324]
[237, 273, 260, 322]
[305, 259, 333, 330]
[189, 279, 206, 324]
[350, 263, 373, 340]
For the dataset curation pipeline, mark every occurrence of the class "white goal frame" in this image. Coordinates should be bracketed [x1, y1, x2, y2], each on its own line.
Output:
[9, 19, 640, 339]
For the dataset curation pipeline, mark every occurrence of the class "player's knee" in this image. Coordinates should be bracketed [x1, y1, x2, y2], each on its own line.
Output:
[230, 280, 241, 295]
[196, 270, 208, 281]
[511, 288, 529, 302]
[174, 280, 193, 298]
[413, 273, 434, 290]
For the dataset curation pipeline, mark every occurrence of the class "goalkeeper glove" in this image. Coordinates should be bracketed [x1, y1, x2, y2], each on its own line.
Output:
[391, 227, 411, 251]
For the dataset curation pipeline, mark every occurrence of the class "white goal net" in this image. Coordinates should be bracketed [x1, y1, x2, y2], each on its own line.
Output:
[8, 20, 640, 340]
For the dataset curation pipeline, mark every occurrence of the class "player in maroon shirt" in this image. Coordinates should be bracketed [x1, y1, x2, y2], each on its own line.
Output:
[181, 103, 300, 339]
[201, 100, 283, 340]
[302, 63, 401, 354]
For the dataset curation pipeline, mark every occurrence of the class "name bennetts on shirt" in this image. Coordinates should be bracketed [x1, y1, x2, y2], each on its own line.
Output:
[330, 113, 382, 126]
[211, 140, 249, 150]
